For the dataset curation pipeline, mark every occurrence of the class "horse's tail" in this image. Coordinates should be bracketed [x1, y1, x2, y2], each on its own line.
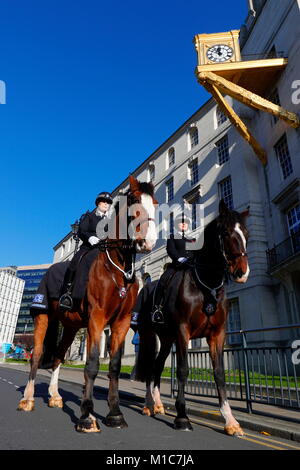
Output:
[40, 317, 60, 369]
[135, 326, 157, 383]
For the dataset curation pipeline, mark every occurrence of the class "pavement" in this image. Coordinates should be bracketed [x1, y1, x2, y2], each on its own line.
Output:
[2, 361, 300, 443]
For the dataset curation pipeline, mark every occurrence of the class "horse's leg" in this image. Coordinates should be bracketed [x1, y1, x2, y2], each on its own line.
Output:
[48, 326, 79, 408]
[18, 314, 49, 411]
[104, 317, 130, 428]
[174, 326, 193, 431]
[207, 330, 244, 436]
[76, 314, 105, 433]
[143, 337, 173, 416]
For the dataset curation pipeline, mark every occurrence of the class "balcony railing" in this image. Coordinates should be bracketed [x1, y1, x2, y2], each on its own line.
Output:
[266, 229, 300, 272]
[240, 51, 285, 62]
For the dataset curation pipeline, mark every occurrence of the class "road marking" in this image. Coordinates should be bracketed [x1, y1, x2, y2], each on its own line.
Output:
[243, 432, 300, 450]
[237, 435, 286, 450]
[126, 403, 298, 451]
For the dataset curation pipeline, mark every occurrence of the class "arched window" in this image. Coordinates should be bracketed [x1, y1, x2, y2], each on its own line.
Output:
[168, 147, 175, 168]
[216, 106, 227, 127]
[148, 164, 155, 182]
[188, 127, 199, 150]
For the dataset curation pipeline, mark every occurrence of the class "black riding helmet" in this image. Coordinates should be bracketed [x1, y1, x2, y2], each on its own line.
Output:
[95, 192, 113, 206]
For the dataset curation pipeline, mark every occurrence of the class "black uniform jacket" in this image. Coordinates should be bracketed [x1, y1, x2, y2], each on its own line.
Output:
[78, 210, 108, 248]
[167, 233, 196, 263]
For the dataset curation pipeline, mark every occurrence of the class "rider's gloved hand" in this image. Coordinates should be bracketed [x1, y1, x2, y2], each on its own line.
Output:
[177, 257, 188, 263]
[88, 236, 100, 246]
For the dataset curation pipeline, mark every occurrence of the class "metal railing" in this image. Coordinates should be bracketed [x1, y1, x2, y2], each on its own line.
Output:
[240, 51, 285, 61]
[171, 324, 300, 413]
[266, 229, 300, 272]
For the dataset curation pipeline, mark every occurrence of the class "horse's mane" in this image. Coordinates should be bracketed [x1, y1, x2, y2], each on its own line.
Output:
[138, 181, 154, 196]
[199, 209, 248, 255]
[112, 180, 154, 215]
[206, 209, 247, 234]
[123, 180, 154, 197]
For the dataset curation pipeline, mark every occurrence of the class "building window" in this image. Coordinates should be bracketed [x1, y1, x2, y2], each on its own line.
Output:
[219, 176, 233, 210]
[169, 212, 174, 236]
[166, 177, 174, 202]
[216, 106, 227, 127]
[287, 204, 300, 235]
[191, 196, 200, 231]
[189, 127, 199, 150]
[168, 148, 175, 168]
[274, 134, 293, 180]
[216, 135, 229, 165]
[287, 204, 300, 254]
[269, 88, 281, 125]
[190, 159, 199, 186]
[148, 164, 155, 182]
[227, 298, 242, 345]
[142, 273, 152, 286]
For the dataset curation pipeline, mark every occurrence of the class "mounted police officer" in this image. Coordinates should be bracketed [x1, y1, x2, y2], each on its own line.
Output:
[151, 213, 196, 322]
[59, 191, 113, 311]
[131, 213, 196, 327]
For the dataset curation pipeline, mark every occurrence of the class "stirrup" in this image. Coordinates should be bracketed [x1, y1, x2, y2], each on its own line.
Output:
[59, 293, 73, 311]
[151, 306, 164, 324]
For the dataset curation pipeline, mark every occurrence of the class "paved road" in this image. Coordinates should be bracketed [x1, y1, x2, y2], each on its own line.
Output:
[0, 366, 299, 452]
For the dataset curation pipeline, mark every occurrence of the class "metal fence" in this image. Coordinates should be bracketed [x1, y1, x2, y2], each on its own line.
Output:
[266, 229, 300, 272]
[171, 324, 300, 413]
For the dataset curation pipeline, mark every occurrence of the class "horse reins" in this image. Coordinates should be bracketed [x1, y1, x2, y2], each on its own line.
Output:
[105, 249, 135, 281]
[193, 268, 224, 300]
[192, 228, 248, 298]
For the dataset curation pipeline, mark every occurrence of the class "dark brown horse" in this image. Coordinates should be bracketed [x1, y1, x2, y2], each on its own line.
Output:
[18, 175, 157, 433]
[136, 200, 249, 436]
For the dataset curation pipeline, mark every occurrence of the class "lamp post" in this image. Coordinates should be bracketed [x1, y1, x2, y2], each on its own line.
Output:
[71, 219, 80, 255]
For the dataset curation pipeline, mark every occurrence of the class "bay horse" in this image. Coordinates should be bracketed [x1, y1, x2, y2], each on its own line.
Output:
[136, 200, 249, 436]
[18, 175, 157, 433]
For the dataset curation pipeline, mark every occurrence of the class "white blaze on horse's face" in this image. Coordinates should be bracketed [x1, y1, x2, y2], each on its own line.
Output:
[233, 222, 250, 283]
[135, 194, 157, 253]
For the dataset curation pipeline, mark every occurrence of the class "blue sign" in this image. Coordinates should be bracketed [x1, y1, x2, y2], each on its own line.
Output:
[2, 343, 11, 353]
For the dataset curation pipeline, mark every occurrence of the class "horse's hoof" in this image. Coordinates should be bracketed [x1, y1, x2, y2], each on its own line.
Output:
[17, 400, 35, 412]
[174, 418, 193, 431]
[48, 397, 63, 408]
[154, 405, 165, 415]
[142, 406, 154, 416]
[104, 414, 128, 429]
[224, 423, 245, 437]
[76, 416, 101, 433]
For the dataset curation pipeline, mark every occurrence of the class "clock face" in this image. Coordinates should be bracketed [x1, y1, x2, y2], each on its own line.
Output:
[206, 44, 234, 63]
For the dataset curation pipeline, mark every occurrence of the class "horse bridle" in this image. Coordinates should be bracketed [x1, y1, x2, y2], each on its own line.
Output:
[99, 191, 155, 282]
[218, 229, 248, 276]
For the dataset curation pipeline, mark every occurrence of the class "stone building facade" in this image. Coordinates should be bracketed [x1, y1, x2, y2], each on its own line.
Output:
[53, 0, 300, 361]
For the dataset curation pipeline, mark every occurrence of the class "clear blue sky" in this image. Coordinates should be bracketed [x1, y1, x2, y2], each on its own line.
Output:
[0, 0, 248, 267]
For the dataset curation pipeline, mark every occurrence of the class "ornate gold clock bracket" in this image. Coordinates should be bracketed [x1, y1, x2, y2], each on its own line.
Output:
[201, 78, 267, 165]
[196, 70, 300, 166]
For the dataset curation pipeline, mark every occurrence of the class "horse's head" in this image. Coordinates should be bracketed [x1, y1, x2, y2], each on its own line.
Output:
[127, 175, 157, 253]
[217, 199, 250, 284]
